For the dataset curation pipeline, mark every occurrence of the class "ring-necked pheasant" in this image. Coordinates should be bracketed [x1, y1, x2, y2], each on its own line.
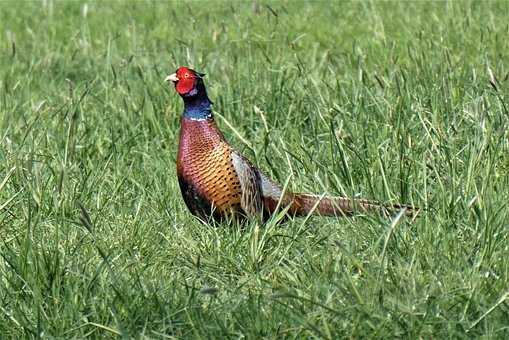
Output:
[165, 66, 419, 223]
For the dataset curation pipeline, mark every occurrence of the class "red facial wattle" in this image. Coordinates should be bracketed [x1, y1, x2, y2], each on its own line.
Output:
[174, 67, 197, 95]
[175, 78, 195, 95]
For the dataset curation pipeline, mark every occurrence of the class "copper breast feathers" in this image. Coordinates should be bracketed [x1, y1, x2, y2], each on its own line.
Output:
[177, 119, 244, 216]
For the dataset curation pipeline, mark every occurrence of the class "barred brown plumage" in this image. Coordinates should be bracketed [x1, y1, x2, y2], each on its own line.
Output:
[167, 66, 420, 223]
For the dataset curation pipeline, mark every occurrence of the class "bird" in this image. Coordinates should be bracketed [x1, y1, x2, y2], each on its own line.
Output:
[165, 66, 419, 223]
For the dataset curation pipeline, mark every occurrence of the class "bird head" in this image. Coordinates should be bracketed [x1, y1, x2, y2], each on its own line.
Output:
[165, 66, 206, 98]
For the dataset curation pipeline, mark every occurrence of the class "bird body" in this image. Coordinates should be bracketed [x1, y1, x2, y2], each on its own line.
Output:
[177, 117, 244, 220]
[166, 67, 418, 223]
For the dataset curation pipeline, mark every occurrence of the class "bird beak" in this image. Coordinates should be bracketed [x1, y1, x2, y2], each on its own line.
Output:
[165, 73, 179, 83]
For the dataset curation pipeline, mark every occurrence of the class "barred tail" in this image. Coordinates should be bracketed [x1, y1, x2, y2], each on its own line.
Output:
[290, 193, 420, 218]
[258, 172, 419, 219]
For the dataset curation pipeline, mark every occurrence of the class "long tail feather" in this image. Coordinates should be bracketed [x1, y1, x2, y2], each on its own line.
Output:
[291, 193, 420, 218]
[258, 172, 419, 219]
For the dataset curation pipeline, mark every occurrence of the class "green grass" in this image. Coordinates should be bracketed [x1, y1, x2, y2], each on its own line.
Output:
[1, 1, 509, 338]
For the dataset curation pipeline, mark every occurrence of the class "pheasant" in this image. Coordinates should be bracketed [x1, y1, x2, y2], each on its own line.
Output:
[165, 67, 419, 223]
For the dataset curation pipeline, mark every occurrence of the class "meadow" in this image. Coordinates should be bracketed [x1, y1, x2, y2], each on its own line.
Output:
[1, 1, 508, 338]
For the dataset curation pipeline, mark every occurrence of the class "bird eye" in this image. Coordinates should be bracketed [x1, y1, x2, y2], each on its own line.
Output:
[184, 73, 190, 79]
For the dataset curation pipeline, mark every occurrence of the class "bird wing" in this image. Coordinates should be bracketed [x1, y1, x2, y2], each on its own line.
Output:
[231, 151, 263, 218]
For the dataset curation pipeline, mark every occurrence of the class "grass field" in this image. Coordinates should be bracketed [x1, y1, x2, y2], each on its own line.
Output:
[1, 1, 509, 338]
